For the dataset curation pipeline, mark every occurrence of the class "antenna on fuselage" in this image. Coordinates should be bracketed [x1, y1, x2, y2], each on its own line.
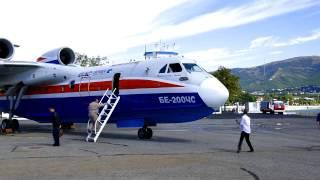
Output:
[144, 44, 146, 60]
[144, 41, 178, 60]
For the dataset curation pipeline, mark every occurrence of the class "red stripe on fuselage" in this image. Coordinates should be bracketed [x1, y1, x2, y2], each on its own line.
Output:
[21, 79, 183, 95]
[37, 57, 46, 62]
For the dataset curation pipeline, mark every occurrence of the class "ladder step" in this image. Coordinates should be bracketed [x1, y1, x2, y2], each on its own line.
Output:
[100, 98, 118, 104]
[86, 137, 95, 142]
[87, 91, 120, 143]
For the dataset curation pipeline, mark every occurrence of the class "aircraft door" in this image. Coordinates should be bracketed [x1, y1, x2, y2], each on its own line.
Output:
[79, 76, 91, 96]
[112, 73, 121, 96]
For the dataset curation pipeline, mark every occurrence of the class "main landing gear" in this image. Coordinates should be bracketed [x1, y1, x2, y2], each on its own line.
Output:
[1, 119, 20, 133]
[1, 82, 26, 134]
[137, 126, 153, 139]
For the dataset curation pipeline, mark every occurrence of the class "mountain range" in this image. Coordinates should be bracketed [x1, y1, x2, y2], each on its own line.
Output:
[231, 56, 320, 92]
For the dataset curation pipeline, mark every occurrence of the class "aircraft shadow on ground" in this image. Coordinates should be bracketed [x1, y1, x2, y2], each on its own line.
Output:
[17, 124, 191, 143]
[68, 131, 192, 143]
[97, 132, 191, 143]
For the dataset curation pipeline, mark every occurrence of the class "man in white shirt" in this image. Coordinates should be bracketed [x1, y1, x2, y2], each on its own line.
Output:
[237, 109, 254, 153]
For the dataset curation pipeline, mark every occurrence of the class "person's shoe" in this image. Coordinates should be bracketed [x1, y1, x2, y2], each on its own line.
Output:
[53, 144, 60, 146]
[237, 150, 240, 153]
[248, 150, 254, 152]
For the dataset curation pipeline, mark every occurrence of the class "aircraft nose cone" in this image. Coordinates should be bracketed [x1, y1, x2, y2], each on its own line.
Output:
[199, 78, 229, 110]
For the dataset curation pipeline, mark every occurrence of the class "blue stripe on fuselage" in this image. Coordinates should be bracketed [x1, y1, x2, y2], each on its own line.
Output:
[42, 59, 60, 64]
[0, 93, 214, 126]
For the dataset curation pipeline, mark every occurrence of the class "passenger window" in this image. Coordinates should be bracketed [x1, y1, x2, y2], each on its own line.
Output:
[159, 65, 167, 73]
[168, 63, 182, 73]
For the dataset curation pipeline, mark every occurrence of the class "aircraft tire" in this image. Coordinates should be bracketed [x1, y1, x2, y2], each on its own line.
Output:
[138, 128, 146, 139]
[145, 128, 153, 139]
[1, 119, 9, 131]
[62, 123, 75, 129]
[12, 119, 20, 132]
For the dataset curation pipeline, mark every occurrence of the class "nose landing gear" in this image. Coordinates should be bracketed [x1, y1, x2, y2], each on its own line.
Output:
[137, 126, 153, 139]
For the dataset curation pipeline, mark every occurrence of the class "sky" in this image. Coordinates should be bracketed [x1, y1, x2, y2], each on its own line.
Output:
[1, 0, 320, 71]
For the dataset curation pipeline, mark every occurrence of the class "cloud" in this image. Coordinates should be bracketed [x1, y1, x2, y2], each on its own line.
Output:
[2, 0, 319, 63]
[184, 47, 252, 70]
[1, 0, 189, 60]
[250, 36, 274, 48]
[269, 51, 283, 55]
[248, 29, 320, 49]
[186, 27, 320, 71]
[273, 31, 320, 47]
[130, 0, 319, 46]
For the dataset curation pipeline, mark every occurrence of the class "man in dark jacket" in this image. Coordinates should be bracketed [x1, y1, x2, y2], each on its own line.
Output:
[317, 112, 320, 128]
[49, 107, 61, 146]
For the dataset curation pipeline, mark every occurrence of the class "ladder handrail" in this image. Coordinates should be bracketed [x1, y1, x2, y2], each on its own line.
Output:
[87, 88, 109, 134]
[93, 96, 120, 141]
[94, 88, 118, 132]
[87, 88, 120, 142]
[99, 88, 109, 104]
[99, 88, 118, 105]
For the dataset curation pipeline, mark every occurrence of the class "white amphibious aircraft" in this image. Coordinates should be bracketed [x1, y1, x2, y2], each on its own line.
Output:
[0, 38, 228, 141]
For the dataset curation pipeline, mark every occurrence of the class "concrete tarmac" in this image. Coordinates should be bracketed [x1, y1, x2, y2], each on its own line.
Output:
[0, 113, 319, 180]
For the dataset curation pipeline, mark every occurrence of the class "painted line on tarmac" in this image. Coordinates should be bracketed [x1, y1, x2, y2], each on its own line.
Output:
[240, 167, 260, 180]
[155, 129, 188, 132]
[0, 151, 221, 161]
[79, 148, 99, 155]
[98, 142, 128, 147]
[11, 145, 18, 152]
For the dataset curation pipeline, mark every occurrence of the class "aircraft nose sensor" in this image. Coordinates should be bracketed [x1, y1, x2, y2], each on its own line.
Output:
[198, 78, 229, 110]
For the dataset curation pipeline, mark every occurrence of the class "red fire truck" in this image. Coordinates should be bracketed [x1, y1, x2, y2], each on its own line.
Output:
[260, 100, 285, 114]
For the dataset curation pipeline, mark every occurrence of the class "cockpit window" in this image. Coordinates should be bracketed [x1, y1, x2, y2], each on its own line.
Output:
[168, 63, 182, 73]
[159, 65, 167, 73]
[183, 63, 203, 73]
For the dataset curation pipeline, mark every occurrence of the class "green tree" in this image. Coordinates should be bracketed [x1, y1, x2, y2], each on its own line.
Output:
[212, 66, 241, 104]
[238, 92, 257, 104]
[276, 93, 294, 104]
[75, 52, 108, 67]
[264, 93, 277, 101]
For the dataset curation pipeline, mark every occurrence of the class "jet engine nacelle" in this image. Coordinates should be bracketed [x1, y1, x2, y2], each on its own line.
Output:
[0, 38, 14, 61]
[37, 47, 75, 65]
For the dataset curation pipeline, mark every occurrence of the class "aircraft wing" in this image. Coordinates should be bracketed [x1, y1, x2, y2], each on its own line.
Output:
[0, 61, 41, 76]
[0, 61, 70, 89]
[0, 38, 77, 89]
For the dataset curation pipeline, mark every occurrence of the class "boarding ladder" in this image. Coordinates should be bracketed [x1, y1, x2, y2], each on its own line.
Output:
[86, 88, 120, 142]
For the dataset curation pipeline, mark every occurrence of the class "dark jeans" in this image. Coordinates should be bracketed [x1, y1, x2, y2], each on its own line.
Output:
[238, 131, 254, 151]
[52, 128, 60, 145]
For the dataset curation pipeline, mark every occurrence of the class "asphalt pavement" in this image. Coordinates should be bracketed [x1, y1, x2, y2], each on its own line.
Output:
[0, 113, 319, 180]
